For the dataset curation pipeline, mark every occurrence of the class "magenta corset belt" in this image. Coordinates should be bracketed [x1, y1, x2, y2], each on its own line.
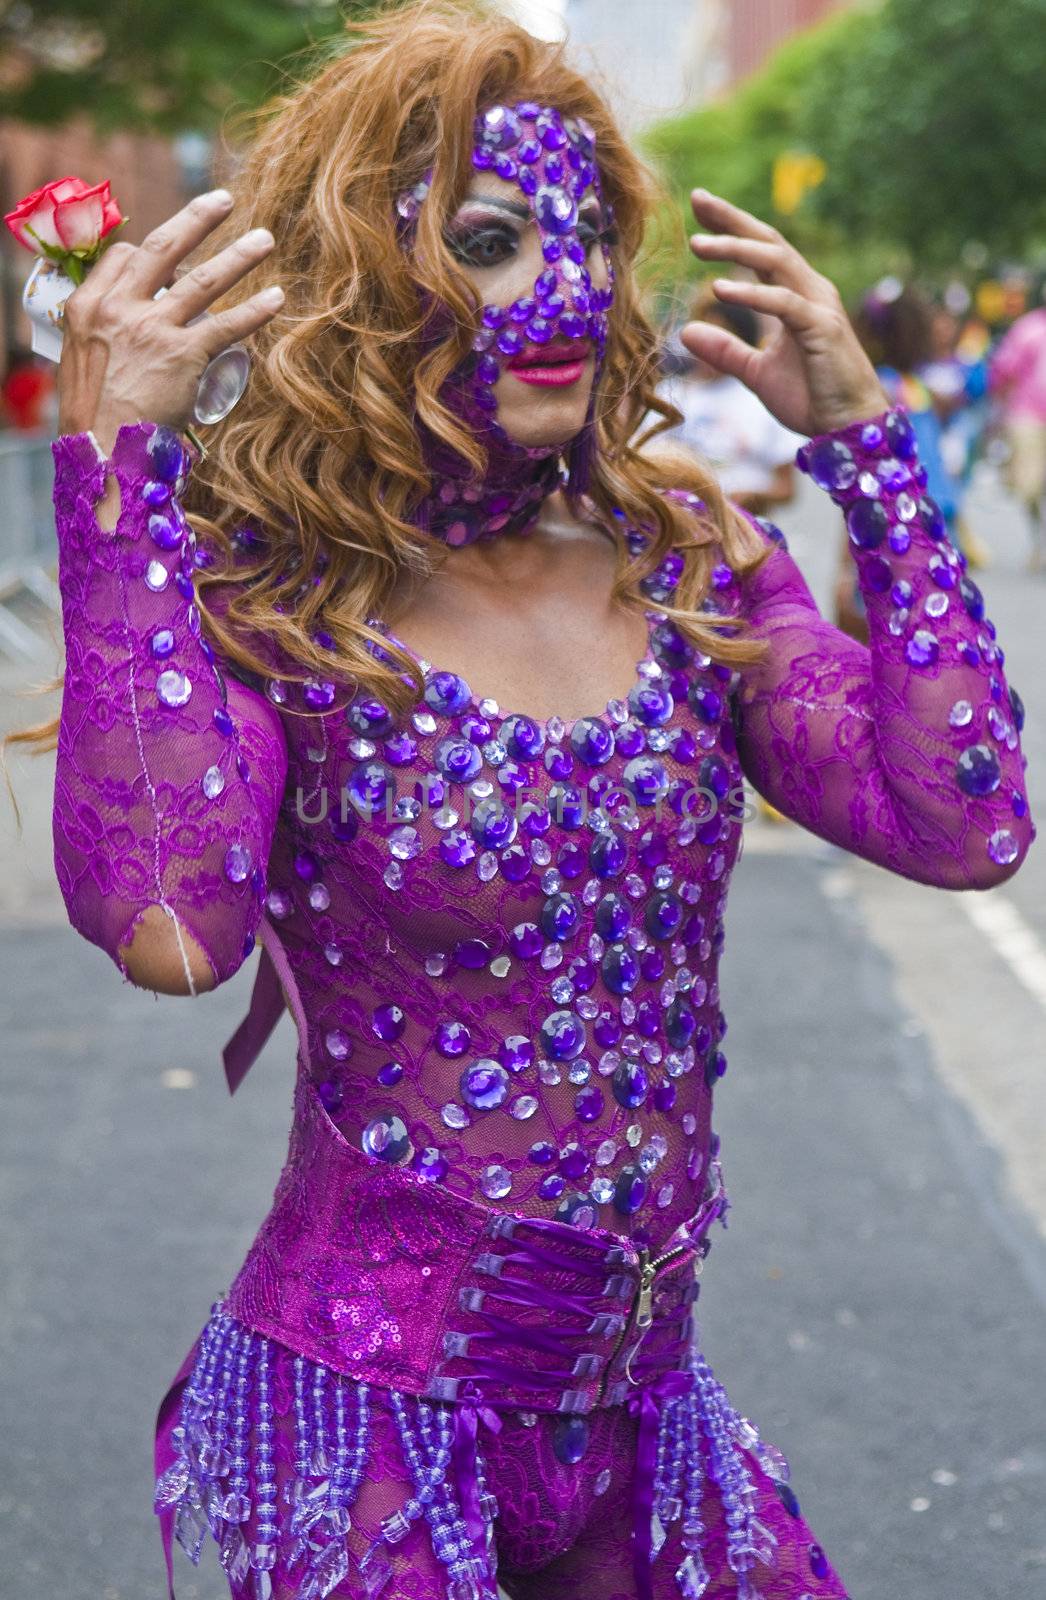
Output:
[155, 1079, 793, 1600]
[226, 1077, 725, 1410]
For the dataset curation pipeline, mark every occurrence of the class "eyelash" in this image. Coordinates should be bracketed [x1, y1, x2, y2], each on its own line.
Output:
[445, 219, 618, 267]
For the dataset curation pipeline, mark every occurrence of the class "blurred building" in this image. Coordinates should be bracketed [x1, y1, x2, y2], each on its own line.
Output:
[701, 0, 854, 90]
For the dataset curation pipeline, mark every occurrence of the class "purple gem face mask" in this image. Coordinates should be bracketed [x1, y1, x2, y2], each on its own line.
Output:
[465, 102, 615, 416]
[396, 102, 617, 545]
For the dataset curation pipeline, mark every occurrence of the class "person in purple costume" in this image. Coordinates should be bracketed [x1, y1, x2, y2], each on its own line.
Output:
[38, 4, 1033, 1599]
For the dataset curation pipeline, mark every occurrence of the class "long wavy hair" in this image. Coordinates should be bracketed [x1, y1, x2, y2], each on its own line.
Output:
[9, 0, 770, 768]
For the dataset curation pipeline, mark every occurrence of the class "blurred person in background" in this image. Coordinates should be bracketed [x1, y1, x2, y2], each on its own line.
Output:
[921, 293, 992, 569]
[656, 282, 804, 517]
[1, 344, 56, 432]
[989, 286, 1046, 572]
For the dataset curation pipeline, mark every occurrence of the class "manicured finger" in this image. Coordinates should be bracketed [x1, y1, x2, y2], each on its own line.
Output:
[689, 233, 822, 298]
[191, 284, 286, 356]
[678, 319, 761, 387]
[711, 276, 823, 334]
[690, 189, 778, 245]
[161, 227, 277, 324]
[126, 189, 237, 298]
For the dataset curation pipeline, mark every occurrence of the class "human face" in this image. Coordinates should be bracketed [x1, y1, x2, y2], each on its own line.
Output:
[444, 167, 615, 450]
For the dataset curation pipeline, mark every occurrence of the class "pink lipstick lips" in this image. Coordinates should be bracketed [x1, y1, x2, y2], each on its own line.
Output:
[507, 339, 593, 387]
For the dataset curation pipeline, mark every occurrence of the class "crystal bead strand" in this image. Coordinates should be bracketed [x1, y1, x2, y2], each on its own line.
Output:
[223, 1329, 256, 1525]
[674, 1385, 711, 1600]
[154, 1303, 225, 1515]
[692, 1356, 767, 1597]
[249, 1336, 280, 1596]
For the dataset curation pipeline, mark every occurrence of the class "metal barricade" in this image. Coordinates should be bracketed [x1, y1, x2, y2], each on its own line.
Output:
[0, 430, 59, 661]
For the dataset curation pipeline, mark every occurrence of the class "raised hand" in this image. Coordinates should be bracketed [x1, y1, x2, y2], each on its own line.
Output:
[56, 188, 283, 454]
[682, 189, 887, 438]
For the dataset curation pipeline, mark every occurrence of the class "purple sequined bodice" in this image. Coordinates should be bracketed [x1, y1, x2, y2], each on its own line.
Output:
[50, 412, 1035, 1266]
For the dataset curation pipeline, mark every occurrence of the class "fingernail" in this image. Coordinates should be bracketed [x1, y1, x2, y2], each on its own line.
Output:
[209, 188, 233, 206]
[260, 285, 284, 306]
[244, 227, 275, 248]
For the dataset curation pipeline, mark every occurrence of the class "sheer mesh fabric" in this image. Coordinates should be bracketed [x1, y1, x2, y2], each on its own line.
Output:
[51, 416, 1032, 1600]
[159, 1343, 848, 1600]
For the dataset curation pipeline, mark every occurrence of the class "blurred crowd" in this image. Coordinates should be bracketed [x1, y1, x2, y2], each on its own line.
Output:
[655, 266, 1046, 622]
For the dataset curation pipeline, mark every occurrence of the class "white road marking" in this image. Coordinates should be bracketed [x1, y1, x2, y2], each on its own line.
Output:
[958, 891, 1046, 1012]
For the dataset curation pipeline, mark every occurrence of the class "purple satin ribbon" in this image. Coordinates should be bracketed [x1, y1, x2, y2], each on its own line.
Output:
[629, 1370, 696, 1600]
[452, 1402, 502, 1560]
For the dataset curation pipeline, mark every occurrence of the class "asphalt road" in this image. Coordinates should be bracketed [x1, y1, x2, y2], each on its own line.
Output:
[1, 466, 1044, 1599]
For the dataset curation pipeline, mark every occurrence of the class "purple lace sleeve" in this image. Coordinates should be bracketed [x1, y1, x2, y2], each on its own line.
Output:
[728, 408, 1035, 887]
[51, 421, 289, 990]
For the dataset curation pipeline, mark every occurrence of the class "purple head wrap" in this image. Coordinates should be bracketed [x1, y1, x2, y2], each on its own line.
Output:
[396, 101, 616, 545]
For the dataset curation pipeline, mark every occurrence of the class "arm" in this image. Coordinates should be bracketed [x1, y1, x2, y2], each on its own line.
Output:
[728, 409, 1034, 888]
[52, 420, 288, 994]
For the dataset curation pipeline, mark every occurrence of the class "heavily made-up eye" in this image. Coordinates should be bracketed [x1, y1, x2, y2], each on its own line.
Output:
[445, 214, 617, 269]
[444, 222, 521, 268]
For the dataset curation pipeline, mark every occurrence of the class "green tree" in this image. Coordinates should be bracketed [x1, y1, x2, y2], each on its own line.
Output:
[640, 6, 900, 307]
[0, 0, 391, 135]
[804, 0, 1046, 263]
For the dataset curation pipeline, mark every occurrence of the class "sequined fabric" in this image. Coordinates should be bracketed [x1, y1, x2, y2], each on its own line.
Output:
[51, 407, 1033, 1600]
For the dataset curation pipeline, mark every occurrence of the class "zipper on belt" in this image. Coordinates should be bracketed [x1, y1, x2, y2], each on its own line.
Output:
[597, 1240, 695, 1401]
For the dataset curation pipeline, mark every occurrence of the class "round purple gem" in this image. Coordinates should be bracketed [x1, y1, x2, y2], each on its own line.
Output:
[477, 104, 523, 150]
[435, 737, 483, 784]
[575, 1086, 604, 1122]
[905, 629, 939, 668]
[846, 498, 889, 550]
[439, 830, 476, 869]
[601, 943, 639, 995]
[498, 1035, 535, 1074]
[460, 1059, 510, 1111]
[955, 744, 1000, 797]
[539, 1173, 566, 1200]
[224, 843, 251, 884]
[536, 112, 568, 150]
[502, 714, 544, 758]
[534, 184, 578, 235]
[613, 1165, 647, 1216]
[454, 938, 492, 971]
[645, 890, 683, 941]
[589, 830, 628, 879]
[500, 845, 532, 883]
[372, 1002, 406, 1042]
[549, 782, 586, 828]
[555, 1192, 598, 1229]
[653, 1080, 676, 1112]
[436, 1022, 471, 1058]
[885, 410, 917, 459]
[918, 496, 948, 541]
[470, 798, 517, 849]
[150, 629, 176, 659]
[558, 1143, 591, 1181]
[539, 1008, 586, 1061]
[570, 717, 615, 767]
[509, 922, 544, 961]
[361, 1113, 411, 1165]
[612, 1060, 648, 1110]
[346, 696, 395, 737]
[959, 576, 985, 621]
[808, 1543, 831, 1580]
[529, 1141, 556, 1166]
[698, 754, 731, 801]
[595, 893, 630, 940]
[426, 672, 472, 717]
[665, 997, 697, 1050]
[988, 829, 1019, 866]
[146, 424, 185, 482]
[148, 512, 182, 551]
[806, 436, 857, 493]
[622, 755, 669, 806]
[376, 1060, 403, 1087]
[413, 1146, 448, 1182]
[553, 1414, 590, 1465]
[541, 891, 581, 942]
[347, 759, 396, 819]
